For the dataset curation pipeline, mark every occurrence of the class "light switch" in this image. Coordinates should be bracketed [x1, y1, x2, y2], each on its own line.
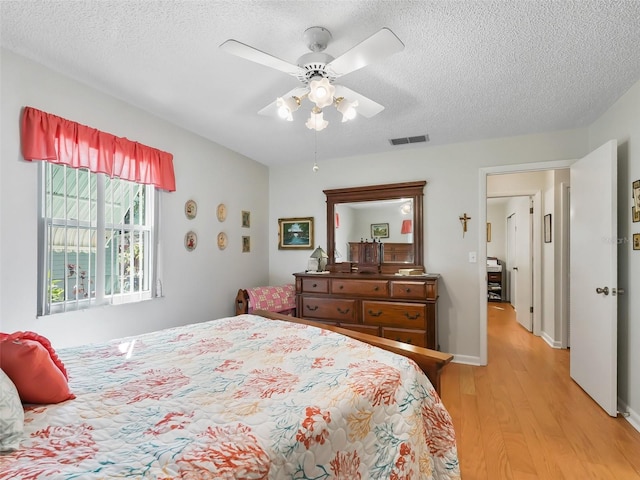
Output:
[468, 251, 477, 263]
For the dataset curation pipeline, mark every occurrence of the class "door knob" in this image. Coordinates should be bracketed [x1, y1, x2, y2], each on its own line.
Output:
[513, 267, 518, 271]
[596, 286, 609, 295]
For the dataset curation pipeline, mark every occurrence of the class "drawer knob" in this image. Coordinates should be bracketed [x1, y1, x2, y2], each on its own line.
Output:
[338, 285, 344, 289]
[312, 283, 317, 288]
[373, 286, 379, 291]
[337, 307, 350, 314]
[405, 288, 411, 293]
[368, 310, 383, 317]
[396, 337, 412, 344]
[306, 305, 319, 311]
[404, 312, 421, 320]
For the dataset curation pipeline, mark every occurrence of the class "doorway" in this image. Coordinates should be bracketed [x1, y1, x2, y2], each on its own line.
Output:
[478, 160, 573, 365]
[480, 142, 619, 417]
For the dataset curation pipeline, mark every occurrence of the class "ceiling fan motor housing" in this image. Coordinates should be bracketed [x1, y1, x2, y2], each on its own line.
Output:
[303, 26, 332, 52]
[296, 52, 336, 83]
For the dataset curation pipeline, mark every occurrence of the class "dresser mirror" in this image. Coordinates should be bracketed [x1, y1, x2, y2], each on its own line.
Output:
[324, 181, 426, 273]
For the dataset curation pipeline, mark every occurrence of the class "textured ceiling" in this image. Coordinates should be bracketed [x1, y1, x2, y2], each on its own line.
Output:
[2, 1, 640, 167]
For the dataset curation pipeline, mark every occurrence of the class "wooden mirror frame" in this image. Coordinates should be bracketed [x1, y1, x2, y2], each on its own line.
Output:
[324, 181, 426, 273]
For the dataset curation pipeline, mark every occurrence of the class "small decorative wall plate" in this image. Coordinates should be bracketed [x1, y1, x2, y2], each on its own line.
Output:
[185, 200, 197, 219]
[185, 231, 197, 251]
[217, 232, 228, 250]
[217, 203, 227, 222]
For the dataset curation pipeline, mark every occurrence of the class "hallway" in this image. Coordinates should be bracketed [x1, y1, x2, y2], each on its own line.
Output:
[441, 303, 640, 479]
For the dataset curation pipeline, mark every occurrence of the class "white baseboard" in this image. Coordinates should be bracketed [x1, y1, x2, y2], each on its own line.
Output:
[618, 398, 640, 433]
[451, 354, 482, 366]
[541, 331, 562, 349]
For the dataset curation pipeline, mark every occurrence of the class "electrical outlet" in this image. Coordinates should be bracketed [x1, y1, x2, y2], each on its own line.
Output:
[468, 251, 477, 263]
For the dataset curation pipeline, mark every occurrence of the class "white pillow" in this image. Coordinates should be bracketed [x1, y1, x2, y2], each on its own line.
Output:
[0, 368, 24, 451]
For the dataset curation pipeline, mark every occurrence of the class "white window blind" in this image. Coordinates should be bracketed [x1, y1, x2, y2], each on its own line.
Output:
[39, 163, 156, 315]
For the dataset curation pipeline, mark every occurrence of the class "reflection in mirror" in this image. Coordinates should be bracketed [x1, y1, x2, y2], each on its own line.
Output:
[325, 181, 426, 273]
[335, 199, 414, 263]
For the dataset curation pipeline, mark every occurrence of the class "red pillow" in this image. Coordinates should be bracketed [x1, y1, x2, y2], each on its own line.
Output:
[0, 332, 75, 404]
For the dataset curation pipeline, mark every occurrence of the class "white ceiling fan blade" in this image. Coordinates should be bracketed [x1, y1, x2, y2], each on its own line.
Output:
[333, 85, 384, 118]
[220, 39, 303, 77]
[327, 28, 405, 78]
[258, 86, 310, 117]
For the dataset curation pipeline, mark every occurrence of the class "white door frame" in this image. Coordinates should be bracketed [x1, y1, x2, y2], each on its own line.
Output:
[560, 182, 571, 349]
[478, 160, 573, 365]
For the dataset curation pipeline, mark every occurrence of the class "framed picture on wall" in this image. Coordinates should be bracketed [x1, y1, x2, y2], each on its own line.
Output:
[633, 180, 640, 223]
[278, 217, 314, 249]
[370, 223, 389, 238]
[544, 214, 552, 243]
[242, 210, 250, 228]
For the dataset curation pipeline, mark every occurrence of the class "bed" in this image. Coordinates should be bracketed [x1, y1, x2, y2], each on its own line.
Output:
[1, 312, 459, 479]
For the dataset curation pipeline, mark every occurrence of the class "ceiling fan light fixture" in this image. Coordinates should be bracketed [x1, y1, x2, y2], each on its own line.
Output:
[335, 97, 358, 122]
[276, 96, 301, 121]
[306, 107, 328, 131]
[308, 76, 335, 108]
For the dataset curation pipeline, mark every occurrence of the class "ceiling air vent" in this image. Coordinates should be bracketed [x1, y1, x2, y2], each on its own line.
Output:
[389, 134, 429, 146]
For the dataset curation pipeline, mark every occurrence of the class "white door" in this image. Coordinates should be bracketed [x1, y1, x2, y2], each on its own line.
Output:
[508, 197, 533, 331]
[506, 214, 516, 303]
[570, 140, 617, 416]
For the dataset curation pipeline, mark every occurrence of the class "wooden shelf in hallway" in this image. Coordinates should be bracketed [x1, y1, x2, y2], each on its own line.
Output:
[440, 302, 640, 479]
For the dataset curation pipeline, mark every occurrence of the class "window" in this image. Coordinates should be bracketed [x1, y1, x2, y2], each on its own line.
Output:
[39, 163, 157, 315]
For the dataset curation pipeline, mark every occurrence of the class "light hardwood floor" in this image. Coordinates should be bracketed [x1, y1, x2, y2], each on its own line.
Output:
[440, 302, 640, 479]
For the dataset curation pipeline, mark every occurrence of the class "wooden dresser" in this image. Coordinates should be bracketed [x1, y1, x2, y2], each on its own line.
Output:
[293, 272, 440, 350]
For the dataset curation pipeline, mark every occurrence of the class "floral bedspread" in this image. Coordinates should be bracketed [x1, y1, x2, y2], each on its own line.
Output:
[1, 314, 459, 479]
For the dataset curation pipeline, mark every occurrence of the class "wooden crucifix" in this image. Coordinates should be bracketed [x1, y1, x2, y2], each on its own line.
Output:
[459, 213, 471, 237]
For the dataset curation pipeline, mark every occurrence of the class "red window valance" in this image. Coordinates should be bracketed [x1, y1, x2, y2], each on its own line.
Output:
[21, 106, 176, 192]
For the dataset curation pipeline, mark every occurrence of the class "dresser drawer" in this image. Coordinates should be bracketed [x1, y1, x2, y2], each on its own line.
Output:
[362, 301, 427, 329]
[390, 280, 428, 300]
[300, 297, 357, 322]
[488, 272, 502, 282]
[331, 279, 388, 297]
[301, 277, 329, 293]
[381, 328, 426, 347]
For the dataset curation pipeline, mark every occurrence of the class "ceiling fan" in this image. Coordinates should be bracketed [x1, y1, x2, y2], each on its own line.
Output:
[220, 26, 404, 130]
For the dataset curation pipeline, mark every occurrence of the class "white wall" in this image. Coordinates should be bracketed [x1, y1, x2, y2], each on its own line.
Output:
[588, 79, 640, 429]
[268, 129, 588, 360]
[0, 49, 270, 348]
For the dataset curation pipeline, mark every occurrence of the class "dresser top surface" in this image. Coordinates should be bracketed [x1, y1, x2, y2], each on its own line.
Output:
[294, 272, 440, 280]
